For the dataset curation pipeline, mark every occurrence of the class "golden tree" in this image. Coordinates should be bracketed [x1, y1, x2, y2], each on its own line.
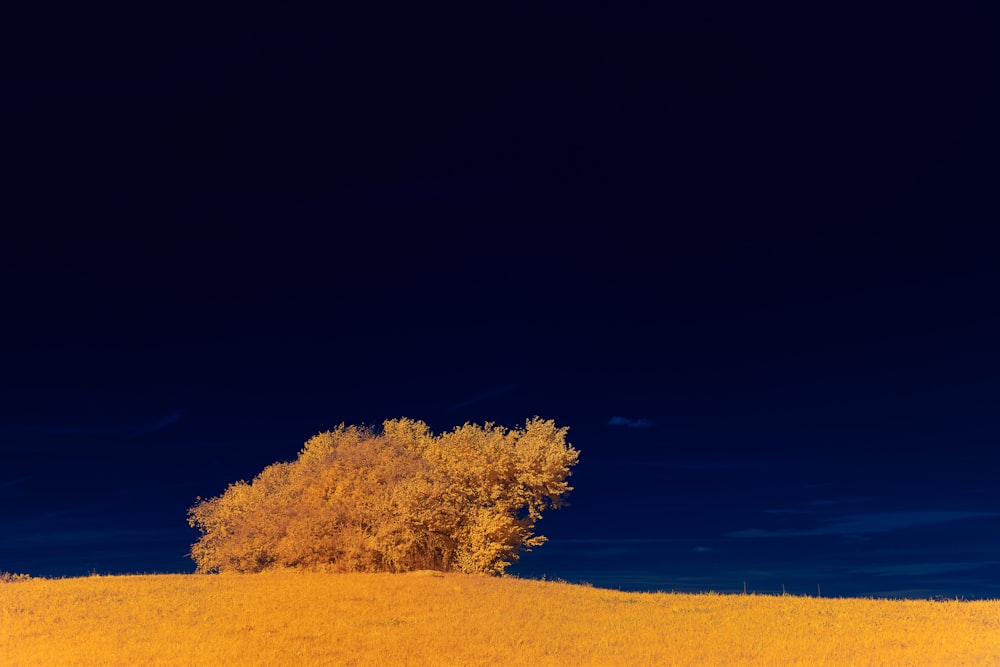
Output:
[188, 418, 579, 575]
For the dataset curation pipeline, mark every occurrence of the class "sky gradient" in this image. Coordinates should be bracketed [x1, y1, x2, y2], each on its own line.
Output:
[4, 2, 998, 598]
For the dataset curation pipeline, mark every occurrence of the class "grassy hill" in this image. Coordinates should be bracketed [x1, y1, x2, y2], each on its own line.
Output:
[2, 571, 997, 665]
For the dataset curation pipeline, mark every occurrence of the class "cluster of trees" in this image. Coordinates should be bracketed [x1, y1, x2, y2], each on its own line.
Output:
[188, 417, 579, 575]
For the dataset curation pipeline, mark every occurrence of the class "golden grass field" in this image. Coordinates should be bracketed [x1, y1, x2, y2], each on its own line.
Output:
[2, 571, 998, 666]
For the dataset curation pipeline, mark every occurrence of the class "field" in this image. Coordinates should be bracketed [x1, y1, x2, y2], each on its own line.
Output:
[2, 571, 998, 666]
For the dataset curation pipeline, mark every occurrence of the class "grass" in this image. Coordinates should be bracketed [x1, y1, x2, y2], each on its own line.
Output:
[2, 571, 998, 666]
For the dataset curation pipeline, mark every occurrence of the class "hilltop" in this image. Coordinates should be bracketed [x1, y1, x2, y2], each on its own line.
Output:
[3, 571, 999, 665]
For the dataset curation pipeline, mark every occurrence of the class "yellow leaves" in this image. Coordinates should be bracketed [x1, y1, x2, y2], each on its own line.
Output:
[380, 417, 434, 454]
[297, 423, 369, 465]
[188, 417, 579, 576]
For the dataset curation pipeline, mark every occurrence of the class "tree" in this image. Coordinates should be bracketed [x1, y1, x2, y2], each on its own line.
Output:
[188, 417, 579, 575]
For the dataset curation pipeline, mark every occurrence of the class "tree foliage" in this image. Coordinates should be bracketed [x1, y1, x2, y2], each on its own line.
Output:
[188, 417, 579, 575]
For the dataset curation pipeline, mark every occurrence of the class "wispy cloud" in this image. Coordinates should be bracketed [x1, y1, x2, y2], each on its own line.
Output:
[0, 476, 31, 490]
[2, 527, 174, 548]
[592, 459, 786, 472]
[728, 510, 997, 539]
[2, 409, 185, 439]
[128, 409, 185, 436]
[550, 537, 698, 545]
[806, 496, 879, 507]
[535, 537, 702, 559]
[849, 561, 1000, 577]
[762, 497, 879, 515]
[446, 384, 517, 411]
[608, 416, 654, 428]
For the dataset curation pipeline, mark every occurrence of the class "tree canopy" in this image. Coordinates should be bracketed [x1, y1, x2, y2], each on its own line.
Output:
[188, 417, 579, 575]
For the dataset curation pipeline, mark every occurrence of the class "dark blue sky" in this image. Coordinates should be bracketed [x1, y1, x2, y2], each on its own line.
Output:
[4, 2, 998, 598]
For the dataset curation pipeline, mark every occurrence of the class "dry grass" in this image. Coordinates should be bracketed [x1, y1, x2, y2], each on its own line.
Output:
[2, 571, 998, 666]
